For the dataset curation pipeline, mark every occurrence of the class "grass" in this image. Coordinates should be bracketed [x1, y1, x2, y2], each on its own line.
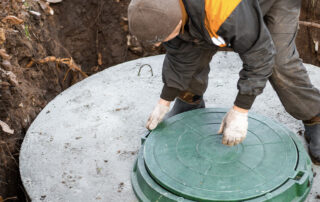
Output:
[24, 24, 30, 40]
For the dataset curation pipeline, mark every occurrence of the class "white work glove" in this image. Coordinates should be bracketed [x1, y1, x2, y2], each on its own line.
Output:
[218, 108, 248, 146]
[146, 103, 170, 130]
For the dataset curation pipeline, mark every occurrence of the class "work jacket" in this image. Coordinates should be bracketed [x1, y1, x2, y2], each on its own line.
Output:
[160, 0, 276, 109]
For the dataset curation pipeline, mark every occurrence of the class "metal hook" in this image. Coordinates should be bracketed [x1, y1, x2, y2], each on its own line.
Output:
[138, 64, 153, 76]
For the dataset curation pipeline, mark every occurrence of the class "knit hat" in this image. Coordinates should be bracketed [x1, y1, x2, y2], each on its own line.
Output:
[128, 0, 182, 44]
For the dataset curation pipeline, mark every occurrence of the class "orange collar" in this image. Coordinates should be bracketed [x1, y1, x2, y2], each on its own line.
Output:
[179, 0, 188, 33]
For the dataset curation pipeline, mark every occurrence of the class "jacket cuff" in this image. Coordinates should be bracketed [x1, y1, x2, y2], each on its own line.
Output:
[160, 84, 181, 101]
[234, 93, 257, 110]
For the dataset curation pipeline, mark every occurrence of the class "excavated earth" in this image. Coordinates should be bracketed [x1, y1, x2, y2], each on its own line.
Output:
[0, 0, 319, 201]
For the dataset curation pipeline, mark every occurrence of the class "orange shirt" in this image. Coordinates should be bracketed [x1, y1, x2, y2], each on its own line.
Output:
[179, 0, 188, 34]
[180, 0, 242, 47]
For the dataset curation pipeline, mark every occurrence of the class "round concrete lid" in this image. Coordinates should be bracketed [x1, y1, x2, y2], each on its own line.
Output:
[143, 108, 307, 201]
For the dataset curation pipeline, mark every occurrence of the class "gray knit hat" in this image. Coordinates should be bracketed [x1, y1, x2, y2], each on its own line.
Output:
[128, 0, 182, 44]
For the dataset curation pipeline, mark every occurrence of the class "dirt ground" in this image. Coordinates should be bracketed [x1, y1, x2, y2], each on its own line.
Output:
[0, 0, 319, 201]
[297, 0, 320, 67]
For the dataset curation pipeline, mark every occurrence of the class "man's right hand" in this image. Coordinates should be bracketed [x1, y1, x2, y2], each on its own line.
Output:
[146, 99, 171, 130]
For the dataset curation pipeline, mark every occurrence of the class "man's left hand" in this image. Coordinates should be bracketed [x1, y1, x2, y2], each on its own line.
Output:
[218, 106, 248, 146]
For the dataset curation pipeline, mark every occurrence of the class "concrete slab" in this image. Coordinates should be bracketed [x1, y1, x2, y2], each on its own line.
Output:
[20, 52, 320, 202]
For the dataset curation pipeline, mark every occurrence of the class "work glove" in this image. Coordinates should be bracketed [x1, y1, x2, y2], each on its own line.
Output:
[218, 108, 248, 146]
[146, 103, 170, 130]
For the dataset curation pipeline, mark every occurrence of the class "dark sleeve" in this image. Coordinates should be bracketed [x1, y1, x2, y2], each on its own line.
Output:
[218, 0, 276, 109]
[160, 36, 215, 101]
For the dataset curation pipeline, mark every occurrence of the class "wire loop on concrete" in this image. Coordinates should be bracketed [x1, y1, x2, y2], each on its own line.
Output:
[138, 64, 153, 76]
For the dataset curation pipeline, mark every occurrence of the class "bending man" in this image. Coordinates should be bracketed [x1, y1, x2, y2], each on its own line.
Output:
[128, 0, 320, 164]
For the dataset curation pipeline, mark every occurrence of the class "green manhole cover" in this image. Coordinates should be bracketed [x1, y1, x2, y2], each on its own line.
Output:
[132, 108, 313, 202]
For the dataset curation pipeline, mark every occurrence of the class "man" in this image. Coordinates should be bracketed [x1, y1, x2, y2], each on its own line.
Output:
[128, 0, 320, 164]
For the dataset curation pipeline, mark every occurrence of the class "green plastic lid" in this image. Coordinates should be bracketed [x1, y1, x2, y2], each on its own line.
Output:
[132, 108, 313, 202]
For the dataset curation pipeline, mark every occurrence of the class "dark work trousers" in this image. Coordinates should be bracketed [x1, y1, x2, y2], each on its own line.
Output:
[261, 0, 320, 120]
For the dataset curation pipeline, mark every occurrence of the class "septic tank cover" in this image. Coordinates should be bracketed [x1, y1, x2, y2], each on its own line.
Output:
[132, 108, 313, 202]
